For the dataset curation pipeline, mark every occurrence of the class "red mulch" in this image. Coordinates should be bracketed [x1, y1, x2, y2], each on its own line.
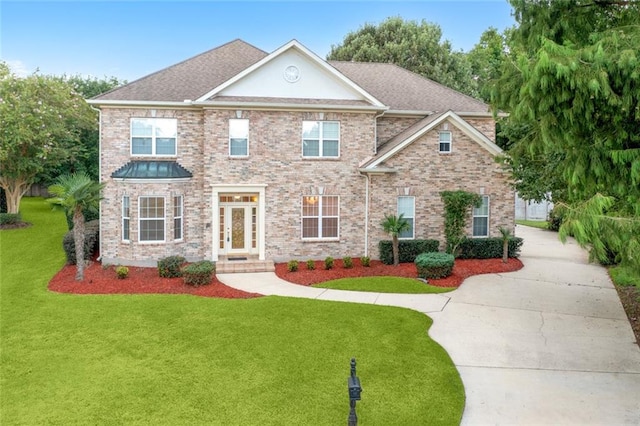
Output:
[275, 257, 524, 287]
[49, 261, 262, 299]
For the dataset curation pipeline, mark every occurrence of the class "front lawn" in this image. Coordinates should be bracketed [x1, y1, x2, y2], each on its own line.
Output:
[314, 276, 455, 294]
[0, 198, 464, 425]
[516, 219, 549, 229]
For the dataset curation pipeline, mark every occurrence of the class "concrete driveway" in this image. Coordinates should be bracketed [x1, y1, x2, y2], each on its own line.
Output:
[429, 225, 640, 425]
[219, 225, 640, 424]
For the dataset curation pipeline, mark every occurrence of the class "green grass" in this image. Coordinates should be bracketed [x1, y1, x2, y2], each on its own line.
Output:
[0, 198, 463, 425]
[313, 276, 456, 294]
[609, 264, 640, 288]
[516, 219, 549, 229]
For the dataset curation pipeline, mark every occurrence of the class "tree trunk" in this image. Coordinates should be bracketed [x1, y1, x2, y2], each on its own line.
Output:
[392, 235, 400, 266]
[503, 238, 509, 264]
[0, 177, 31, 214]
[73, 207, 86, 281]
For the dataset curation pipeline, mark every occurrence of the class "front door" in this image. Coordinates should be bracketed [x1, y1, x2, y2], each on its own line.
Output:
[226, 206, 251, 254]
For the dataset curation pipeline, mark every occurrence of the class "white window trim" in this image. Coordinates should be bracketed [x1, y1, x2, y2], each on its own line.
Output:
[122, 196, 130, 242]
[173, 195, 183, 241]
[138, 196, 166, 243]
[301, 195, 340, 240]
[301, 121, 340, 158]
[472, 195, 490, 237]
[397, 196, 415, 240]
[130, 118, 178, 157]
[439, 130, 452, 153]
[229, 118, 249, 157]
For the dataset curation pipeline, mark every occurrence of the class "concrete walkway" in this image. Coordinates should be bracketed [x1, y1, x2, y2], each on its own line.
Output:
[218, 225, 640, 425]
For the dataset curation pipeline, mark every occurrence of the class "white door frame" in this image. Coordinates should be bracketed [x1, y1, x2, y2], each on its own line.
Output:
[212, 184, 267, 261]
[222, 204, 253, 255]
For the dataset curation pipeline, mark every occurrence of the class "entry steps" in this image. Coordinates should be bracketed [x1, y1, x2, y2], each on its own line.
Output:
[216, 256, 275, 273]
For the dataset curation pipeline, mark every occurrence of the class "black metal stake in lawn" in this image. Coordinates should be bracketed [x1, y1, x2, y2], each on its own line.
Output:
[347, 358, 362, 426]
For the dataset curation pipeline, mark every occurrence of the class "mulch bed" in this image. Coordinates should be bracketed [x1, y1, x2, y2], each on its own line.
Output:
[275, 257, 524, 287]
[49, 261, 262, 299]
[0, 221, 32, 230]
[49, 256, 524, 299]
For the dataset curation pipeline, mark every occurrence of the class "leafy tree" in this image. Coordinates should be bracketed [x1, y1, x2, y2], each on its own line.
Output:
[491, 0, 640, 271]
[381, 213, 410, 266]
[35, 75, 124, 184]
[467, 27, 510, 102]
[47, 172, 105, 281]
[0, 64, 95, 214]
[328, 16, 478, 97]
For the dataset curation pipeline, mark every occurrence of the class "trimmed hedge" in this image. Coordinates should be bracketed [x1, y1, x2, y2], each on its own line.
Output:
[182, 261, 215, 286]
[379, 239, 440, 265]
[158, 256, 186, 278]
[62, 220, 99, 264]
[456, 237, 524, 259]
[415, 252, 455, 279]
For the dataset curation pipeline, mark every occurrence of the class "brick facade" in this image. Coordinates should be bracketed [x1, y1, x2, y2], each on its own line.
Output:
[100, 107, 513, 266]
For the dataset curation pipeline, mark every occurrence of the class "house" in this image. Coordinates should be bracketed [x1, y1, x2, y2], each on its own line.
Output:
[90, 39, 514, 270]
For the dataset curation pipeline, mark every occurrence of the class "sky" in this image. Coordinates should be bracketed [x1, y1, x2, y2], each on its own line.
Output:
[1, 1, 515, 82]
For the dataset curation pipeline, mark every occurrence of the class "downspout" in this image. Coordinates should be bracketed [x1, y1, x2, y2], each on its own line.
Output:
[90, 105, 103, 261]
[363, 172, 370, 257]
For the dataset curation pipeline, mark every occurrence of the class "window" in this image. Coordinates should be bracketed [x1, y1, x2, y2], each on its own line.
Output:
[139, 196, 165, 242]
[472, 195, 489, 237]
[122, 196, 130, 241]
[439, 131, 452, 153]
[397, 196, 415, 239]
[173, 195, 183, 240]
[229, 119, 249, 156]
[302, 195, 339, 239]
[302, 121, 339, 158]
[131, 118, 177, 156]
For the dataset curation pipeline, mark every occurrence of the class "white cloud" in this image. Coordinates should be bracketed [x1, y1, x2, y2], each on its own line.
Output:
[4, 59, 32, 77]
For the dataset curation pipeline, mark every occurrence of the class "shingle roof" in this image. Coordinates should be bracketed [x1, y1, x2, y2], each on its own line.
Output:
[93, 39, 490, 114]
[94, 39, 268, 102]
[329, 61, 489, 113]
[111, 161, 193, 179]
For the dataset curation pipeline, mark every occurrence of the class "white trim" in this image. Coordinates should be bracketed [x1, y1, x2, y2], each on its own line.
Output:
[364, 110, 502, 169]
[438, 130, 452, 153]
[196, 40, 386, 107]
[173, 195, 183, 241]
[199, 101, 387, 112]
[138, 196, 166, 243]
[211, 184, 267, 261]
[130, 117, 177, 157]
[397, 196, 415, 240]
[229, 118, 249, 157]
[472, 195, 490, 237]
[301, 195, 340, 240]
[301, 120, 340, 158]
[89, 100, 198, 108]
[122, 195, 130, 242]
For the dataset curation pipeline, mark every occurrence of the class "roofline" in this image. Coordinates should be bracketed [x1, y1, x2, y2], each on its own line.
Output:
[364, 110, 502, 169]
[384, 109, 493, 117]
[195, 39, 386, 107]
[197, 100, 388, 112]
[358, 167, 397, 174]
[87, 99, 199, 108]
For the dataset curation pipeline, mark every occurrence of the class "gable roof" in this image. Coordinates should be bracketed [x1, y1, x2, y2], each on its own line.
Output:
[91, 39, 491, 115]
[330, 61, 489, 114]
[196, 40, 385, 108]
[361, 110, 502, 170]
[94, 39, 268, 102]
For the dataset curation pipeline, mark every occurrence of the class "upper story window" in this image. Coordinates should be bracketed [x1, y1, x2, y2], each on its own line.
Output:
[439, 131, 452, 153]
[131, 118, 177, 156]
[397, 196, 415, 239]
[229, 119, 249, 157]
[302, 121, 339, 158]
[472, 195, 490, 237]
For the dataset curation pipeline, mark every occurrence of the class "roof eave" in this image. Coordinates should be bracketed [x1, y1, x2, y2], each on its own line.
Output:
[196, 100, 388, 112]
[358, 167, 398, 174]
[88, 99, 197, 108]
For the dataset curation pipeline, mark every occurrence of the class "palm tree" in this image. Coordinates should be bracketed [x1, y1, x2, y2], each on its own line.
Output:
[381, 213, 411, 266]
[498, 226, 512, 264]
[48, 172, 105, 281]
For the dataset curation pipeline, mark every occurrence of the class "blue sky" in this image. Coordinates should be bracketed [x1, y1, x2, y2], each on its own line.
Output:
[1, 1, 515, 82]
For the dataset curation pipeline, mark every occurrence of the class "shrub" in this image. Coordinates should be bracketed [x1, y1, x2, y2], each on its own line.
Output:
[287, 260, 299, 272]
[415, 252, 455, 279]
[324, 256, 334, 270]
[547, 206, 564, 232]
[182, 261, 215, 286]
[62, 220, 99, 264]
[456, 237, 524, 259]
[342, 256, 353, 269]
[0, 213, 21, 225]
[378, 239, 440, 265]
[360, 256, 371, 267]
[158, 255, 186, 278]
[306, 259, 316, 270]
[115, 266, 129, 279]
